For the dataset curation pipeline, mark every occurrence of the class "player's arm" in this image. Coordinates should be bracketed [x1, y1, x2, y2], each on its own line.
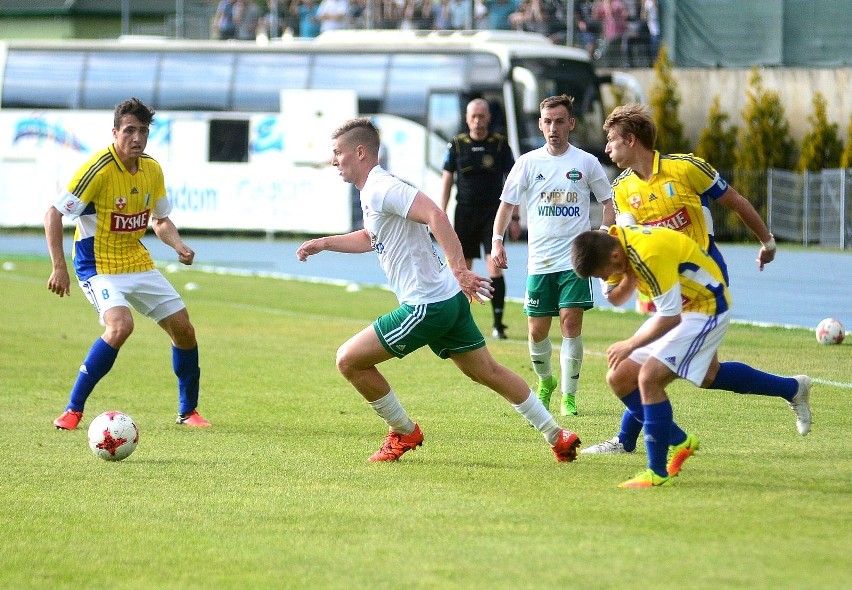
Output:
[296, 229, 373, 261]
[603, 270, 638, 307]
[507, 205, 522, 241]
[44, 206, 71, 297]
[408, 192, 493, 303]
[600, 198, 616, 228]
[152, 216, 195, 266]
[607, 285, 682, 369]
[491, 200, 516, 269]
[715, 186, 776, 270]
[440, 170, 454, 212]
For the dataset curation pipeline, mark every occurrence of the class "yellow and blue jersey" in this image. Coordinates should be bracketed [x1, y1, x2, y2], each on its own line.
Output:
[56, 145, 168, 281]
[611, 151, 728, 252]
[612, 225, 730, 316]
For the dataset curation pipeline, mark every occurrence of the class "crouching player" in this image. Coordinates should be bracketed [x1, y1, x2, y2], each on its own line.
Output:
[571, 226, 811, 487]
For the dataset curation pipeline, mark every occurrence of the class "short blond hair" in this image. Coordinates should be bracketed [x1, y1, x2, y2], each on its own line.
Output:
[331, 117, 380, 155]
[603, 104, 656, 150]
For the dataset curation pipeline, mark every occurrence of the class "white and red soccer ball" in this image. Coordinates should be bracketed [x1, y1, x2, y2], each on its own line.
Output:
[87, 411, 139, 461]
[815, 318, 845, 345]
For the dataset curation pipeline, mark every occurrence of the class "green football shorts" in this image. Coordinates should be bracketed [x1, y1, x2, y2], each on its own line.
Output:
[523, 270, 594, 317]
[373, 291, 486, 359]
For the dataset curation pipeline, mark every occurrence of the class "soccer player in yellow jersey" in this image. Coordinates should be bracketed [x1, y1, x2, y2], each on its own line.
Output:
[45, 98, 211, 431]
[572, 226, 808, 487]
[579, 103, 811, 464]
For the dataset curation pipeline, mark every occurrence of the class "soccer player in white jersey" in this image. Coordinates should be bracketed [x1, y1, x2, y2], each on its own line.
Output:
[492, 95, 615, 417]
[572, 226, 808, 487]
[46, 98, 211, 430]
[296, 117, 581, 463]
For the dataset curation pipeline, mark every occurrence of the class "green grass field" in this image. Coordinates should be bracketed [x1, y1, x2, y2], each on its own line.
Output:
[1, 254, 849, 589]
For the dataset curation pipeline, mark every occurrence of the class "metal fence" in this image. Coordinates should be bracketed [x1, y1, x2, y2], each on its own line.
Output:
[767, 168, 851, 250]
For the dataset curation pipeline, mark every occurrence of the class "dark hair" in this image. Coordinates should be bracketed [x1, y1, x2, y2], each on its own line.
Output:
[539, 94, 575, 117]
[114, 98, 155, 129]
[603, 104, 656, 150]
[572, 230, 619, 279]
[331, 117, 380, 154]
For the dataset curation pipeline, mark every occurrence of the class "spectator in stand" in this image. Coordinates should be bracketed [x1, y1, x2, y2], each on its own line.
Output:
[486, 0, 516, 30]
[508, 0, 530, 30]
[316, 0, 350, 32]
[593, 0, 628, 64]
[574, 0, 600, 58]
[293, 0, 321, 37]
[432, 0, 450, 29]
[214, 0, 238, 39]
[234, 0, 261, 40]
[349, 0, 367, 28]
[401, 0, 434, 30]
[258, 0, 289, 38]
[447, 0, 471, 29]
[642, 0, 660, 62]
[474, 0, 489, 28]
[380, 0, 404, 28]
[509, 0, 564, 41]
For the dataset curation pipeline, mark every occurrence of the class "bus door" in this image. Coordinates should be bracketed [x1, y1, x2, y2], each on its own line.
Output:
[426, 90, 463, 176]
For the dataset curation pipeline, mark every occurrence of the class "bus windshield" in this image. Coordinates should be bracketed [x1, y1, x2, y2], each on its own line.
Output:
[510, 57, 606, 159]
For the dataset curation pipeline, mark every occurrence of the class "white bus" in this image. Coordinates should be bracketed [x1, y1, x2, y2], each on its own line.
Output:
[0, 30, 643, 233]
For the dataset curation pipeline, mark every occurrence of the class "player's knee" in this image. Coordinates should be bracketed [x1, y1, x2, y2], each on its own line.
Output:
[172, 323, 196, 349]
[104, 316, 134, 345]
[335, 345, 354, 377]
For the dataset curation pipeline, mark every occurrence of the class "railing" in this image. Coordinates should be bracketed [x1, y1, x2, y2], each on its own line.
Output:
[767, 168, 850, 250]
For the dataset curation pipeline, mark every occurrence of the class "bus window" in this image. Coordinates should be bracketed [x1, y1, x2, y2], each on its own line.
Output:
[2, 50, 84, 109]
[311, 54, 388, 104]
[82, 52, 158, 109]
[468, 54, 503, 87]
[159, 52, 234, 110]
[510, 57, 606, 158]
[385, 54, 467, 120]
[233, 53, 310, 111]
[209, 119, 249, 162]
[426, 92, 462, 171]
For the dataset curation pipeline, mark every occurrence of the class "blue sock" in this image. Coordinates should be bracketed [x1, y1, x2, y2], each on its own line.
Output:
[643, 400, 673, 478]
[617, 389, 643, 452]
[173, 345, 201, 416]
[709, 361, 798, 401]
[67, 338, 118, 412]
[669, 421, 688, 447]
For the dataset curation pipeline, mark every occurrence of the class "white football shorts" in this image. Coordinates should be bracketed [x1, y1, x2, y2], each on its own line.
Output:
[628, 311, 730, 386]
[80, 270, 186, 325]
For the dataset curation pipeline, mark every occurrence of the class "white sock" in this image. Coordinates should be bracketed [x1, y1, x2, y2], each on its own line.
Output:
[512, 391, 562, 445]
[529, 338, 553, 381]
[560, 336, 583, 395]
[367, 390, 414, 434]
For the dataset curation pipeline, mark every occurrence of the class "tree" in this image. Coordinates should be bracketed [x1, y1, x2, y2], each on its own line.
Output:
[732, 68, 796, 239]
[695, 95, 738, 173]
[649, 45, 688, 153]
[841, 114, 852, 169]
[797, 92, 843, 172]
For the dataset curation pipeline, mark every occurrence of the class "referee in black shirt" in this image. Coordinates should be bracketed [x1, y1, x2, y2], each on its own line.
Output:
[441, 98, 518, 339]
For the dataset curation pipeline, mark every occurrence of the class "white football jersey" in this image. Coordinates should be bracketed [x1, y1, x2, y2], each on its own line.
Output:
[500, 144, 612, 274]
[360, 166, 460, 305]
